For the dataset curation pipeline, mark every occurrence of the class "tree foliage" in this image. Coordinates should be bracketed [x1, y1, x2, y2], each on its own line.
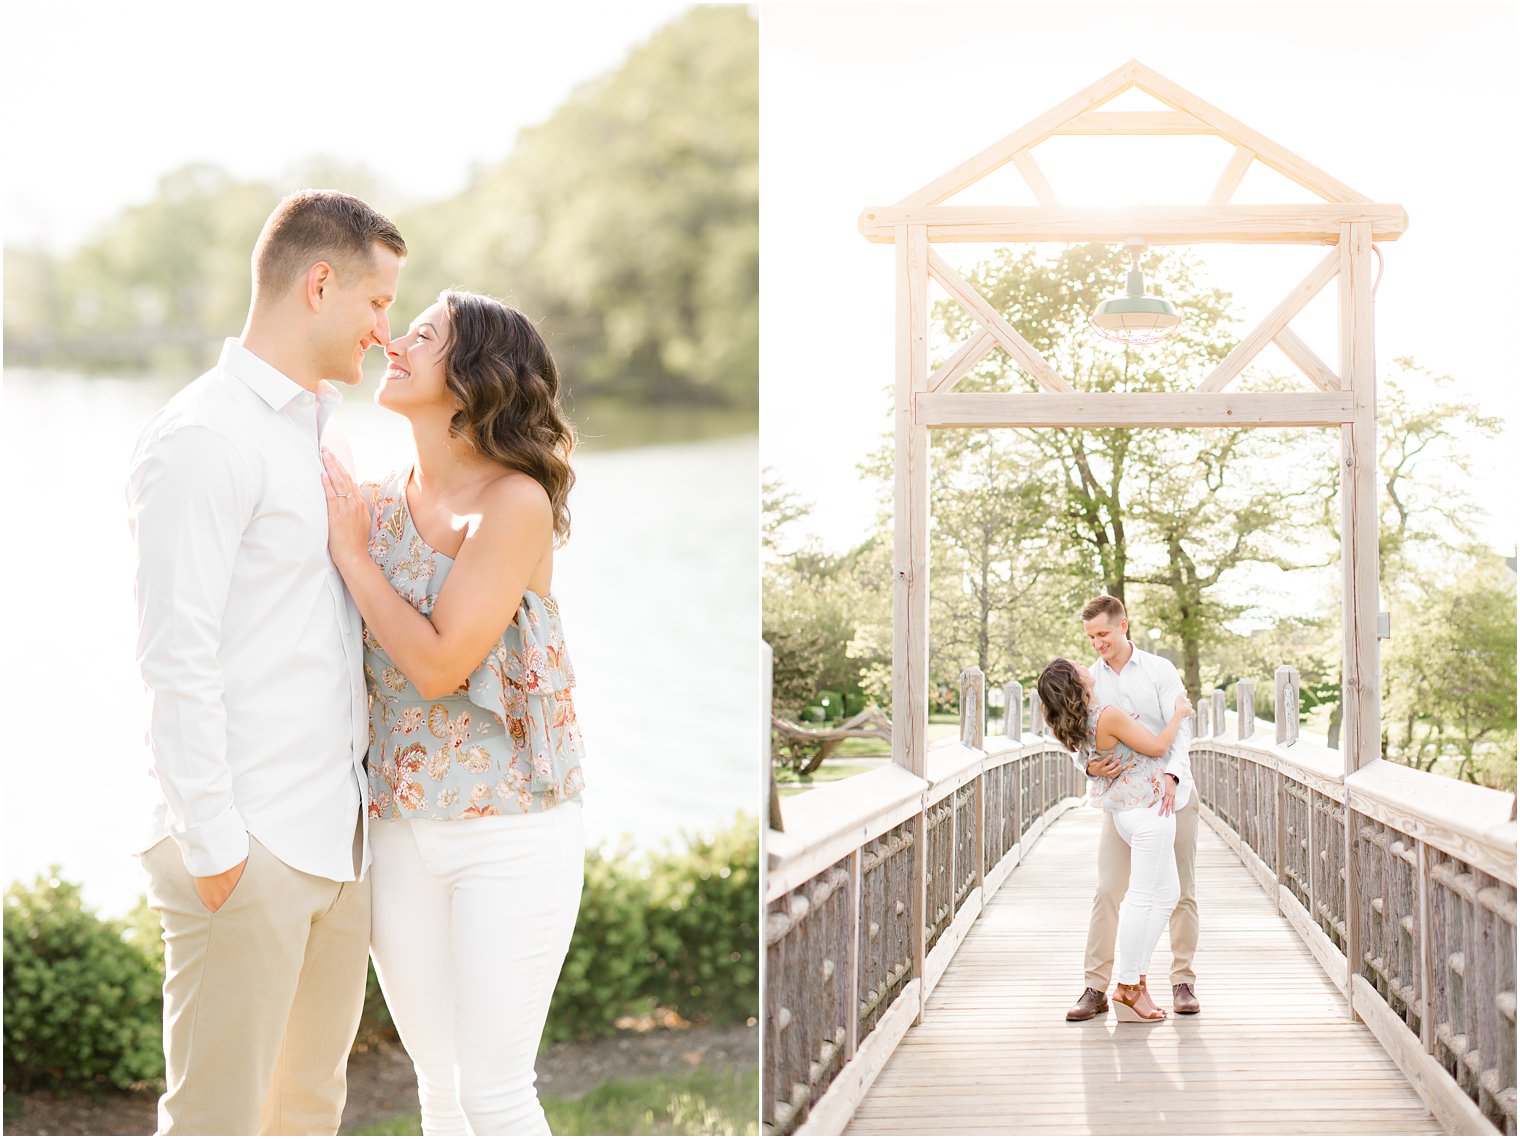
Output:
[1382, 551, 1516, 787]
[4, 8, 758, 409]
[909, 244, 1331, 696]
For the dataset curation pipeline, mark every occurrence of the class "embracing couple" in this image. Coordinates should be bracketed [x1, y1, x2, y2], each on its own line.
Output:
[1038, 595, 1201, 1025]
[127, 190, 586, 1135]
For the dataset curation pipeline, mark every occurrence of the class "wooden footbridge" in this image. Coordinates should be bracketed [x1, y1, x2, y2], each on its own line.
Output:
[766, 57, 1515, 1137]
[764, 669, 1517, 1135]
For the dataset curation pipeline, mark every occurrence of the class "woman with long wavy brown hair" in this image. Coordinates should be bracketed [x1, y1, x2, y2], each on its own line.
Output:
[1038, 658, 1190, 1023]
[322, 289, 584, 1134]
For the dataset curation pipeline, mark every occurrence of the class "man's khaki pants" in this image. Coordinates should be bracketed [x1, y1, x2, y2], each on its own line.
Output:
[141, 827, 370, 1136]
[1083, 794, 1199, 990]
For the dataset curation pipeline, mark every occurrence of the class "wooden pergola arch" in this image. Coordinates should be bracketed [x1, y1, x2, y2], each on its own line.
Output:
[859, 58, 1406, 788]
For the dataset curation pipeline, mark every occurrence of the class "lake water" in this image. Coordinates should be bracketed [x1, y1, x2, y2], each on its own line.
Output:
[0, 370, 760, 918]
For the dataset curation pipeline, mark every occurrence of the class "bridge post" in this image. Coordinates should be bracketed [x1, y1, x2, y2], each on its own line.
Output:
[1003, 681, 1023, 741]
[891, 223, 931, 1025]
[959, 667, 985, 750]
[1029, 687, 1045, 736]
[1338, 221, 1378, 1022]
[1275, 665, 1300, 747]
[1211, 689, 1226, 739]
[1237, 679, 1256, 740]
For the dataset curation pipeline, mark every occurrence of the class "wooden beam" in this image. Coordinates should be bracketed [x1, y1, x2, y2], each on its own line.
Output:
[916, 390, 1355, 429]
[1338, 223, 1378, 1025]
[894, 223, 931, 784]
[898, 60, 1138, 206]
[927, 329, 997, 394]
[1210, 146, 1256, 205]
[1129, 61, 1371, 203]
[1011, 152, 1058, 207]
[1274, 328, 1341, 393]
[1198, 249, 1340, 392]
[1339, 220, 1380, 779]
[1053, 110, 1214, 135]
[895, 225, 932, 1026]
[859, 204, 1409, 245]
[927, 250, 1072, 393]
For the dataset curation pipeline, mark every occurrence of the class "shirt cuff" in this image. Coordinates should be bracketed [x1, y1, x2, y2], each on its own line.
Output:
[173, 805, 250, 877]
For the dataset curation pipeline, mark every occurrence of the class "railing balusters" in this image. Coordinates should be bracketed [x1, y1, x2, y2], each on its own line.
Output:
[1187, 664, 1516, 1135]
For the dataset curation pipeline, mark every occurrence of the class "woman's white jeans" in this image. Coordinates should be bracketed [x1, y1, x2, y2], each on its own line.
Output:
[370, 803, 585, 1136]
[1111, 803, 1181, 986]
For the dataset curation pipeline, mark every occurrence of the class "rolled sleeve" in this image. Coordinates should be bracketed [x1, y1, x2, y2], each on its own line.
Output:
[127, 426, 253, 876]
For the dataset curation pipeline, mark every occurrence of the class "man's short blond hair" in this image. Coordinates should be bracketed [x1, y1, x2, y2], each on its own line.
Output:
[1081, 595, 1127, 624]
[252, 189, 406, 299]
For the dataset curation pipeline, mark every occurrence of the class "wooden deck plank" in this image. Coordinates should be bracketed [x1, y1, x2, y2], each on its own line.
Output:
[844, 808, 1443, 1135]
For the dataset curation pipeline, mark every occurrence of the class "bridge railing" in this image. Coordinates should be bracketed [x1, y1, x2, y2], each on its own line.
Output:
[1192, 668, 1517, 1136]
[764, 666, 1080, 1135]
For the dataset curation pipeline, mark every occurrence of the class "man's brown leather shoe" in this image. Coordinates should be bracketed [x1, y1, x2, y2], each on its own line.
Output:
[1173, 983, 1200, 1014]
[1066, 987, 1109, 1021]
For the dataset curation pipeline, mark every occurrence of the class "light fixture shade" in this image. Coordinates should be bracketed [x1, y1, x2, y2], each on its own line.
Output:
[1090, 295, 1181, 344]
[1091, 245, 1183, 345]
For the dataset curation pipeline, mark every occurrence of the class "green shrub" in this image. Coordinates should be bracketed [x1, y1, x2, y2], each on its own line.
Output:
[356, 959, 396, 1047]
[645, 817, 759, 1024]
[6, 816, 760, 1090]
[549, 813, 759, 1038]
[544, 842, 657, 1042]
[3, 870, 164, 1092]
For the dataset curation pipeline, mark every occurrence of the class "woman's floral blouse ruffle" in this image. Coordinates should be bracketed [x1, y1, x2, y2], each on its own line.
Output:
[1083, 707, 1161, 812]
[360, 470, 586, 821]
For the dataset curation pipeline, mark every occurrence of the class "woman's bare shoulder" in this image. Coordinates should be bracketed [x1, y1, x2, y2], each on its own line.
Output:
[470, 468, 551, 532]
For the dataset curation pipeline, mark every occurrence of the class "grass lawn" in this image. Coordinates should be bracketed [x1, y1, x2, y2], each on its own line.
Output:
[774, 714, 966, 796]
[348, 1066, 757, 1136]
[776, 762, 878, 797]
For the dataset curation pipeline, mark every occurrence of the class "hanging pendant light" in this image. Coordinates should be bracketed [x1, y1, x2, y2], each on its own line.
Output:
[1090, 237, 1181, 345]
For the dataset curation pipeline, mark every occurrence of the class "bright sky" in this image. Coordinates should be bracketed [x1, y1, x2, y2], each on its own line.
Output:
[3, 0, 695, 251]
[760, 1, 1518, 555]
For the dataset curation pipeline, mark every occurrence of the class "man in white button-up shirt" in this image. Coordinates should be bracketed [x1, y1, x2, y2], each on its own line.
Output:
[128, 190, 405, 1135]
[1064, 595, 1203, 1023]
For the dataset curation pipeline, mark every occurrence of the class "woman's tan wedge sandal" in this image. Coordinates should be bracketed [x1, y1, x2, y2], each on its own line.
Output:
[1111, 982, 1167, 1022]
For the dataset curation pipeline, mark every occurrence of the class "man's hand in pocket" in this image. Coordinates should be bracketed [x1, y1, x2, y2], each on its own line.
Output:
[194, 857, 248, 913]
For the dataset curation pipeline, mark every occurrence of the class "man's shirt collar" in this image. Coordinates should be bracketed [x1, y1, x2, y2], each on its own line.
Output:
[220, 338, 342, 416]
[1096, 643, 1148, 675]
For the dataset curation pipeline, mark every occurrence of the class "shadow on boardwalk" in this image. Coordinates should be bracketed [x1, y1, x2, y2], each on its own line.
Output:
[845, 808, 1441, 1136]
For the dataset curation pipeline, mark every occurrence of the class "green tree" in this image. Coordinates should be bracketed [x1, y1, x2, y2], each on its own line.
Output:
[761, 467, 813, 561]
[1382, 551, 1516, 787]
[761, 473, 889, 725]
[1319, 359, 1503, 750]
[941, 245, 1240, 604]
[859, 427, 1086, 696]
[401, 6, 757, 408]
[900, 244, 1328, 697]
[5, 165, 277, 370]
[6, 7, 758, 415]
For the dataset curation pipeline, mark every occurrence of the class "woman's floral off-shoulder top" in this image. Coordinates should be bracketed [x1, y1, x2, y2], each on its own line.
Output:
[1083, 707, 1161, 813]
[361, 469, 586, 821]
